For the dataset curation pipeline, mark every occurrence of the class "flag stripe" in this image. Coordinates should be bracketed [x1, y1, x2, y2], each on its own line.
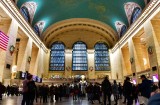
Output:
[0, 39, 9, 45]
[0, 31, 9, 50]
[0, 39, 8, 45]
[0, 46, 7, 50]
[0, 34, 9, 39]
[0, 44, 7, 50]
[0, 37, 9, 41]
[0, 43, 8, 48]
[0, 44, 8, 50]
[0, 32, 9, 38]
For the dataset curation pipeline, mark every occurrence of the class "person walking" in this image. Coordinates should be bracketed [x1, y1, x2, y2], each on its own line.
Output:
[123, 77, 133, 105]
[21, 75, 30, 105]
[102, 76, 112, 105]
[27, 74, 37, 105]
[112, 80, 119, 105]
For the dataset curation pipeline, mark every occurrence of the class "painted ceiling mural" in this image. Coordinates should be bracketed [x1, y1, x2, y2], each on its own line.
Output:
[16, 0, 150, 38]
[115, 21, 127, 38]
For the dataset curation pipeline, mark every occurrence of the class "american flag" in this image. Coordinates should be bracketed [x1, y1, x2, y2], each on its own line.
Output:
[0, 31, 9, 50]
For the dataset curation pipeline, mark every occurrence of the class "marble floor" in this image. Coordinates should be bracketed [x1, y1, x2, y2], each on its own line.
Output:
[0, 95, 140, 105]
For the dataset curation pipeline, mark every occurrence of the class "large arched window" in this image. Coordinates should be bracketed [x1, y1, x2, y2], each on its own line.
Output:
[130, 7, 141, 24]
[20, 2, 37, 23]
[20, 6, 30, 22]
[49, 42, 65, 71]
[94, 42, 110, 71]
[124, 2, 141, 25]
[72, 41, 88, 71]
[33, 25, 40, 36]
[120, 25, 127, 37]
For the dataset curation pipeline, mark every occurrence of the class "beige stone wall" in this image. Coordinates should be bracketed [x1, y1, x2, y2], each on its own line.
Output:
[43, 49, 50, 77]
[65, 49, 72, 78]
[121, 45, 132, 76]
[29, 45, 39, 75]
[110, 48, 123, 80]
[4, 20, 18, 79]
[110, 12, 160, 82]
[87, 49, 95, 79]
[145, 21, 158, 69]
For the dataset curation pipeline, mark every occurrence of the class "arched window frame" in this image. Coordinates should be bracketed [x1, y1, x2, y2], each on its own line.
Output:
[49, 41, 65, 71]
[124, 2, 142, 25]
[94, 42, 110, 71]
[20, 6, 31, 22]
[20, 2, 37, 23]
[33, 21, 45, 36]
[72, 41, 88, 71]
[130, 7, 141, 24]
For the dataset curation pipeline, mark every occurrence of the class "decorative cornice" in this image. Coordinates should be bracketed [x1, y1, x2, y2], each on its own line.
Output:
[42, 18, 118, 48]
[87, 49, 94, 54]
[111, 0, 160, 53]
[0, 0, 48, 53]
[65, 49, 72, 54]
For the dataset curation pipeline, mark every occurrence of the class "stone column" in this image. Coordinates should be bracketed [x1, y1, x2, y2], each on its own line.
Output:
[0, 15, 11, 82]
[110, 48, 123, 80]
[150, 20, 160, 77]
[16, 37, 32, 72]
[121, 45, 132, 76]
[29, 45, 39, 75]
[65, 49, 72, 78]
[5, 20, 18, 79]
[87, 49, 95, 79]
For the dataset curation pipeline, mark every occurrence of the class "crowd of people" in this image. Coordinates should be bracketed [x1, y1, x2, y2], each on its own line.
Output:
[0, 74, 160, 105]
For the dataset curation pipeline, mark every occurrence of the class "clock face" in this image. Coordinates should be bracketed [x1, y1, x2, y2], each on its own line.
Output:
[89, 66, 93, 70]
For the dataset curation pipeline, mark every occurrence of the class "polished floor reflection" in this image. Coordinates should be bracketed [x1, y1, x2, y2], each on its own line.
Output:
[0, 95, 140, 105]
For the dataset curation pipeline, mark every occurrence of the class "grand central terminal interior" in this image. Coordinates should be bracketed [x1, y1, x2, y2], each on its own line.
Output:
[0, 0, 160, 105]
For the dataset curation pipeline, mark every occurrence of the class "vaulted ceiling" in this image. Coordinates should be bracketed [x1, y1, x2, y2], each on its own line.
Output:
[16, 0, 149, 48]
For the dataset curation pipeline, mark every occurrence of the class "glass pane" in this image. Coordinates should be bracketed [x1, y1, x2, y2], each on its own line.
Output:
[94, 42, 110, 71]
[49, 42, 65, 71]
[72, 41, 88, 71]
[20, 6, 30, 22]
[34, 25, 40, 36]
[131, 7, 141, 24]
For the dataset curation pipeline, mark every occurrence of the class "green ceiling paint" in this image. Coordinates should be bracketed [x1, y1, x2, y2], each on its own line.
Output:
[17, 0, 145, 33]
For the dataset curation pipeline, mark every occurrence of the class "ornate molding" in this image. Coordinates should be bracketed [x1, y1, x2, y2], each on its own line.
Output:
[111, 0, 160, 53]
[42, 18, 118, 48]
[0, 0, 48, 53]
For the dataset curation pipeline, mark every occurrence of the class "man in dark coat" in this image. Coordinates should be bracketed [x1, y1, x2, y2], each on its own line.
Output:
[21, 76, 29, 105]
[27, 75, 37, 105]
[139, 75, 152, 105]
[101, 76, 112, 105]
[123, 77, 133, 105]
